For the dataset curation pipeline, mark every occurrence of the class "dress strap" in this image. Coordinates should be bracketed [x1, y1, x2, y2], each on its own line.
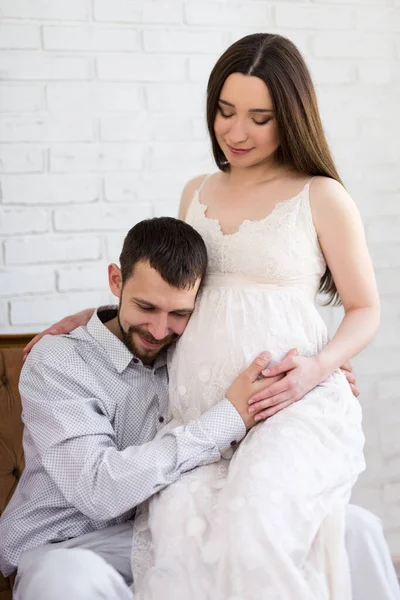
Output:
[197, 173, 213, 196]
[304, 176, 315, 202]
[185, 174, 212, 223]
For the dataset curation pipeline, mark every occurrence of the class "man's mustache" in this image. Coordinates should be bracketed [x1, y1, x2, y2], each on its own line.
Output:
[128, 326, 178, 346]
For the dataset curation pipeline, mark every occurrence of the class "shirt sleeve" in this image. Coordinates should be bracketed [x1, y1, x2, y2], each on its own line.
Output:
[19, 352, 246, 522]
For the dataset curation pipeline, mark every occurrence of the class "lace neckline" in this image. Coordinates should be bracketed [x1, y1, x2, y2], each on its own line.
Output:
[194, 181, 310, 238]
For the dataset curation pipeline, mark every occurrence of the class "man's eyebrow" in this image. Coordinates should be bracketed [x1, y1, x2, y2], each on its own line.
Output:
[219, 99, 273, 113]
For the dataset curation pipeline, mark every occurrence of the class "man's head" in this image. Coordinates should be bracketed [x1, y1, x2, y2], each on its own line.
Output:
[108, 217, 208, 364]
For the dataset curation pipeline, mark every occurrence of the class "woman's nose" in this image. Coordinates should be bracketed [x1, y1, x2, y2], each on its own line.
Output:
[228, 118, 248, 144]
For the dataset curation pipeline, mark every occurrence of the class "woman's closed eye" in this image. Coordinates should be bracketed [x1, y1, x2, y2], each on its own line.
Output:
[252, 118, 271, 126]
[218, 108, 270, 126]
[219, 108, 234, 119]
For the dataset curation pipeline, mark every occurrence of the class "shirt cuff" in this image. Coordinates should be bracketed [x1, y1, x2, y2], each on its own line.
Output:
[198, 397, 246, 456]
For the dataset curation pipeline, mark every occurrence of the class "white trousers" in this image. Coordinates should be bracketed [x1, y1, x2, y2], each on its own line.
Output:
[13, 506, 400, 600]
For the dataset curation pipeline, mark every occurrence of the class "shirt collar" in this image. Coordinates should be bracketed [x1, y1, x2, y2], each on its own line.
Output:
[87, 307, 168, 374]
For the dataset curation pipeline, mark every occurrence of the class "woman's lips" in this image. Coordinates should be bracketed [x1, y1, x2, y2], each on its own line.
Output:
[227, 144, 254, 156]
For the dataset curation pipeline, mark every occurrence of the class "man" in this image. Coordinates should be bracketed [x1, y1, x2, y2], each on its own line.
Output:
[0, 217, 398, 600]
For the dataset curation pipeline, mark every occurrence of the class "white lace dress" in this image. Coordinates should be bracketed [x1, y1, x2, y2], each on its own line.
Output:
[131, 179, 365, 600]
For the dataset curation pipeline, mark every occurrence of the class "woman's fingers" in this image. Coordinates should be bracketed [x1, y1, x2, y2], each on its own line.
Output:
[249, 391, 291, 414]
[23, 329, 54, 358]
[23, 321, 69, 358]
[254, 399, 294, 421]
[344, 371, 356, 385]
[340, 360, 353, 374]
[23, 311, 90, 360]
[250, 377, 289, 404]
[342, 368, 360, 397]
[24, 335, 41, 356]
[261, 359, 291, 377]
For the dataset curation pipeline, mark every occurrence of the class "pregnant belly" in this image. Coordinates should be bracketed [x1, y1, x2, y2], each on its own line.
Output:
[168, 286, 329, 421]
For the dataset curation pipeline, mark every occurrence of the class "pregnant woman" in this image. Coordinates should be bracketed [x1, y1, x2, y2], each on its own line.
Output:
[129, 33, 379, 599]
[24, 33, 381, 600]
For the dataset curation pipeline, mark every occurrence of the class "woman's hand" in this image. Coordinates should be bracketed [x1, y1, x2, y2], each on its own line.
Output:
[248, 350, 360, 421]
[340, 361, 359, 398]
[248, 350, 324, 421]
[23, 308, 95, 359]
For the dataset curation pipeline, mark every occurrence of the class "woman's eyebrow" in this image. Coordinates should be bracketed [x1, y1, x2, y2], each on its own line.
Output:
[219, 99, 273, 113]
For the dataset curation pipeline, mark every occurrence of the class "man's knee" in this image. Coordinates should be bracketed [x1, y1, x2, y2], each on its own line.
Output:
[15, 548, 132, 600]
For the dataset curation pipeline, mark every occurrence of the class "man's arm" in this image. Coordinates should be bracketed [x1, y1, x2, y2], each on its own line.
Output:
[20, 348, 271, 522]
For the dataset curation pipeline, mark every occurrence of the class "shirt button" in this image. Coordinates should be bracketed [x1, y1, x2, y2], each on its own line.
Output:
[230, 440, 237, 447]
[159, 416, 164, 423]
[132, 358, 139, 364]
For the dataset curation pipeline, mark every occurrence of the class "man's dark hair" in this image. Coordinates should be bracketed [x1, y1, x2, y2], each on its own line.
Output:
[119, 217, 208, 289]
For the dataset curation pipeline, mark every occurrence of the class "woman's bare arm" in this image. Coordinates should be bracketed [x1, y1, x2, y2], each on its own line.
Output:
[24, 308, 95, 358]
[247, 177, 377, 415]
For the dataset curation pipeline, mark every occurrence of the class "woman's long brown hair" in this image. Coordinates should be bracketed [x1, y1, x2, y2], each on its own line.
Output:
[206, 33, 342, 305]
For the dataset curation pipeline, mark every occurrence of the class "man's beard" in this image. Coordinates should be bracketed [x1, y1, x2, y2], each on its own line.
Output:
[117, 310, 178, 365]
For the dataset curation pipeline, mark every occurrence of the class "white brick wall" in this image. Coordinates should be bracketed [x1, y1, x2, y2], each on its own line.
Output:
[0, 0, 399, 557]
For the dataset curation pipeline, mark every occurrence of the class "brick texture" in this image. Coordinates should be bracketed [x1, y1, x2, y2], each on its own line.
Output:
[0, 0, 399, 561]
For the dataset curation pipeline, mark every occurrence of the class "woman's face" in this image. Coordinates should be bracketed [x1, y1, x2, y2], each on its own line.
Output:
[214, 73, 279, 169]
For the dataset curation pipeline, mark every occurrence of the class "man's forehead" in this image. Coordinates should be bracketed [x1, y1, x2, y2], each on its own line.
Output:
[126, 262, 200, 306]
[126, 279, 198, 312]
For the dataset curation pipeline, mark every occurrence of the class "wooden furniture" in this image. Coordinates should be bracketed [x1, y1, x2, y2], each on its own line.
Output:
[0, 334, 34, 599]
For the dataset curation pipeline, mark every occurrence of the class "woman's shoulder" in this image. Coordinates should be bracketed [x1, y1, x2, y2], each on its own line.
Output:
[179, 173, 209, 220]
[183, 173, 209, 196]
[309, 174, 339, 188]
[309, 176, 354, 210]
[309, 176, 359, 229]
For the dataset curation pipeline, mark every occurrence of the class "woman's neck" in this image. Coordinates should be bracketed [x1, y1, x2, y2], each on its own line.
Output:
[226, 161, 290, 188]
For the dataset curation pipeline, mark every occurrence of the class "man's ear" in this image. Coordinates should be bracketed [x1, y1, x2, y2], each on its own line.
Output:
[108, 263, 123, 298]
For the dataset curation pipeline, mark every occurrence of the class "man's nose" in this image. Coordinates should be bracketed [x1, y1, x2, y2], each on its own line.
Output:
[148, 313, 169, 340]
